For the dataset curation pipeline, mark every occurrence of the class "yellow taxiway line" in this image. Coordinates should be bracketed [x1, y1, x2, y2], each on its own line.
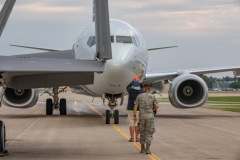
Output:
[84, 101, 161, 160]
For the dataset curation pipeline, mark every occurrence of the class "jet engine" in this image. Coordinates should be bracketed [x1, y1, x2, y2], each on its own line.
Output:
[168, 74, 208, 108]
[3, 88, 39, 108]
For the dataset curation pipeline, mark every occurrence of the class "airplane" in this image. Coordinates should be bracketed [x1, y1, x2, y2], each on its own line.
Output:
[1, 0, 240, 155]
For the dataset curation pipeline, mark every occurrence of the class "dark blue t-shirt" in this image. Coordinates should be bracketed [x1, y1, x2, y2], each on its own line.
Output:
[126, 82, 143, 110]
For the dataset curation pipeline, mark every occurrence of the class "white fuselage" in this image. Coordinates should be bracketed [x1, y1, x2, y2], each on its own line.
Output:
[73, 19, 148, 96]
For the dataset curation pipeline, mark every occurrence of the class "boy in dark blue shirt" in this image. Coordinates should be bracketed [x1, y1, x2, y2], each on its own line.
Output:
[126, 81, 143, 142]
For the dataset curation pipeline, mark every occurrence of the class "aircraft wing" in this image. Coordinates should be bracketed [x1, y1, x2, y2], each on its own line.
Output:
[0, 52, 105, 89]
[0, 0, 111, 90]
[10, 49, 75, 59]
[144, 66, 240, 83]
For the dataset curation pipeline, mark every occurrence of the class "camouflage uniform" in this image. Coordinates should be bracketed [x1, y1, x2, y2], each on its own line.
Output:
[135, 92, 158, 154]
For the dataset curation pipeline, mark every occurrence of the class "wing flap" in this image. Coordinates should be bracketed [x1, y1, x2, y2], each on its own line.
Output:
[6, 72, 95, 89]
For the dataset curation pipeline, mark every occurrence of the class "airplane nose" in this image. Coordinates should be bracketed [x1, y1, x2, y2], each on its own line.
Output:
[104, 45, 134, 85]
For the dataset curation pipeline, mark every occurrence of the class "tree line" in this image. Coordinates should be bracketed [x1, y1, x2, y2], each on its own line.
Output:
[201, 75, 240, 89]
[150, 75, 240, 91]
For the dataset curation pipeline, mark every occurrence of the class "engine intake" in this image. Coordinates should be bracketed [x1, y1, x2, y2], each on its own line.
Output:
[168, 74, 208, 108]
[3, 88, 39, 108]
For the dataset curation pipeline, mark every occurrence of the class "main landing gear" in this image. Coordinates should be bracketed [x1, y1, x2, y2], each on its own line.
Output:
[43, 87, 67, 116]
[0, 79, 8, 156]
[0, 121, 8, 156]
[104, 94, 124, 124]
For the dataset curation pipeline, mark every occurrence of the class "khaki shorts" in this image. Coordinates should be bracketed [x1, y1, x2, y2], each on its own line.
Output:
[127, 111, 139, 127]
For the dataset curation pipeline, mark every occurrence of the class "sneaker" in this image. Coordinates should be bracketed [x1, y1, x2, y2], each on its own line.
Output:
[128, 138, 134, 142]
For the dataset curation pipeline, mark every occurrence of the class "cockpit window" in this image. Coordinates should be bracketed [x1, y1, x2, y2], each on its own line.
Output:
[111, 36, 114, 43]
[87, 36, 95, 47]
[132, 37, 140, 47]
[116, 36, 133, 44]
[87, 36, 114, 47]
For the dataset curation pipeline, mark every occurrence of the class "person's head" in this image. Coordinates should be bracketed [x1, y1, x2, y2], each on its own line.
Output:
[143, 83, 151, 92]
[132, 81, 141, 90]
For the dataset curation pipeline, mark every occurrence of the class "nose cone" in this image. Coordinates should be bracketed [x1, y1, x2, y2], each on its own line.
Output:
[111, 44, 134, 62]
[105, 45, 134, 85]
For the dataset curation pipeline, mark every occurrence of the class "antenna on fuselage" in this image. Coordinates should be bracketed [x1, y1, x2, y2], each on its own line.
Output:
[0, 0, 16, 37]
[94, 0, 112, 62]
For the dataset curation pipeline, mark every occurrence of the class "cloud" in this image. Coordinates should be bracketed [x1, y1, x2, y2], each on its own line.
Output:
[15, 2, 87, 13]
[109, 2, 240, 38]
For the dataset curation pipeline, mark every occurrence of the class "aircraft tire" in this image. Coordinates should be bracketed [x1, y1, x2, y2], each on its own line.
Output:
[0, 121, 6, 154]
[46, 99, 53, 115]
[114, 110, 119, 124]
[60, 98, 67, 115]
[106, 110, 110, 124]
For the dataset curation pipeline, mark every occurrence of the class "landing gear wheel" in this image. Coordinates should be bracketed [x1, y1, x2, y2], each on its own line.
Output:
[60, 98, 67, 115]
[0, 121, 6, 155]
[46, 99, 53, 115]
[105, 110, 110, 124]
[114, 110, 119, 124]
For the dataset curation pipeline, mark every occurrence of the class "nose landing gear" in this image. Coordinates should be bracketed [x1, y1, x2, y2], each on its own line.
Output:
[104, 93, 123, 124]
[42, 87, 67, 116]
[105, 108, 119, 124]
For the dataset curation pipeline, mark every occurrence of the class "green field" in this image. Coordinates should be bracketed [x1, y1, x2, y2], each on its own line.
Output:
[208, 96, 240, 103]
[206, 96, 240, 112]
[158, 96, 240, 112]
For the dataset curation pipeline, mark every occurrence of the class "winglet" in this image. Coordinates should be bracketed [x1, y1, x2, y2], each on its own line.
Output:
[0, 0, 16, 37]
[94, 0, 112, 61]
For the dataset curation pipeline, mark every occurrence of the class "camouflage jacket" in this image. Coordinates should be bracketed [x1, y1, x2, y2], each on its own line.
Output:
[135, 92, 158, 120]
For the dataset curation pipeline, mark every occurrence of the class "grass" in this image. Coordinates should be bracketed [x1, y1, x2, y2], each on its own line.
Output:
[205, 96, 240, 112]
[208, 96, 240, 103]
[158, 96, 240, 112]
[158, 98, 169, 102]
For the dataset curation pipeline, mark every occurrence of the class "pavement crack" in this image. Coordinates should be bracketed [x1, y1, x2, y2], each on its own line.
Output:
[6, 118, 40, 146]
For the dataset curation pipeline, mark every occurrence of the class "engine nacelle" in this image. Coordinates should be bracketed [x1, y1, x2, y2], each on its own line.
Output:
[3, 88, 39, 108]
[168, 74, 208, 108]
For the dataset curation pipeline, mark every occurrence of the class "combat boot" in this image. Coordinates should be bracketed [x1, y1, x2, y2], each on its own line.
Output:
[146, 144, 151, 154]
[140, 144, 145, 153]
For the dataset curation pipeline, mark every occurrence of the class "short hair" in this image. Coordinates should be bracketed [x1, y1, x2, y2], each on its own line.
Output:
[143, 83, 151, 88]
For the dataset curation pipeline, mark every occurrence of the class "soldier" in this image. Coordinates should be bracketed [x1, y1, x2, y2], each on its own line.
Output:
[133, 83, 160, 154]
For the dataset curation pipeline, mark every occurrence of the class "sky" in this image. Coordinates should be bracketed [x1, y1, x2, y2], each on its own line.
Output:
[0, 0, 240, 77]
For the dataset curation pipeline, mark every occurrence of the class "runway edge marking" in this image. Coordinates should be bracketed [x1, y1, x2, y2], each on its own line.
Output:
[84, 101, 161, 160]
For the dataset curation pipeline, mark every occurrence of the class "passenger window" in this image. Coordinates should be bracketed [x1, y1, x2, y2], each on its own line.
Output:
[116, 36, 133, 44]
[132, 37, 140, 47]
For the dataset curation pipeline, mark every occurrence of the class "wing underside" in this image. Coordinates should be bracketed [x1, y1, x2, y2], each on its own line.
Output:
[144, 66, 240, 83]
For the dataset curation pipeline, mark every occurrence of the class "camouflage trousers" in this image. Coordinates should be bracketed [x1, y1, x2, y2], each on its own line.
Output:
[138, 118, 155, 145]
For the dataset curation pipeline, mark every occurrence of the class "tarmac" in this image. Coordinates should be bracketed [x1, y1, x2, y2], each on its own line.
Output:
[0, 92, 240, 160]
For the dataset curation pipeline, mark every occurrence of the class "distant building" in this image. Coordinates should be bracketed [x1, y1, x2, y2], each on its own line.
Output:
[212, 82, 230, 89]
